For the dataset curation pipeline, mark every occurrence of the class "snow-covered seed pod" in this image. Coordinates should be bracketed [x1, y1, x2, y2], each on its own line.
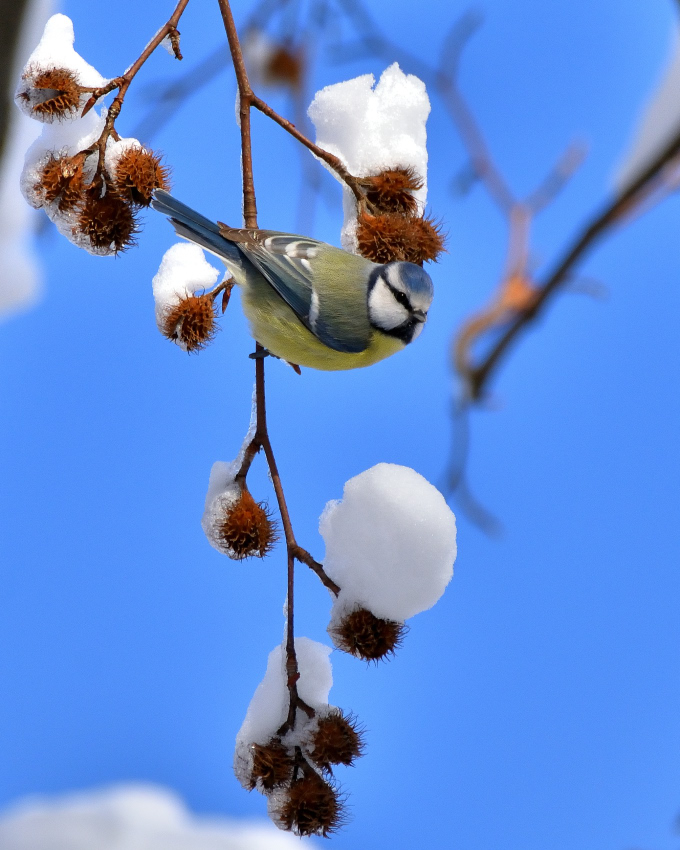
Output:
[211, 488, 278, 560]
[358, 166, 423, 215]
[270, 772, 344, 837]
[159, 292, 219, 353]
[15, 15, 107, 123]
[308, 63, 431, 254]
[18, 66, 84, 121]
[320, 463, 457, 658]
[307, 709, 364, 771]
[329, 607, 406, 661]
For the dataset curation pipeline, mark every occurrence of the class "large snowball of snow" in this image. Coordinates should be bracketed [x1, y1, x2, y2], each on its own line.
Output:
[0, 784, 308, 849]
[320, 463, 456, 622]
[308, 63, 430, 252]
[234, 638, 332, 788]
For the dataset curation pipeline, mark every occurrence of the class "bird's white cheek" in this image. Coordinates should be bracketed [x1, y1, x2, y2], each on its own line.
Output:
[368, 280, 409, 330]
[411, 322, 424, 341]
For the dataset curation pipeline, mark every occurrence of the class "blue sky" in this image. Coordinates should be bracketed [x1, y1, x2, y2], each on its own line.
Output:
[1, 0, 680, 848]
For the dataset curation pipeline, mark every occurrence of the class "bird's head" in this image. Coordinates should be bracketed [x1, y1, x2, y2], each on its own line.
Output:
[367, 261, 434, 343]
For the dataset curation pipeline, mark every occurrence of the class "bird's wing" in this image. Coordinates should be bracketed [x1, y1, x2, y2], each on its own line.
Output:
[218, 225, 371, 354]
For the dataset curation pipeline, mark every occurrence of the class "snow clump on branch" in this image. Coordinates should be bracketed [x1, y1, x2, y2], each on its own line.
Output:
[308, 63, 444, 264]
[15, 14, 106, 122]
[235, 638, 360, 837]
[16, 15, 170, 256]
[152, 243, 221, 351]
[320, 463, 457, 660]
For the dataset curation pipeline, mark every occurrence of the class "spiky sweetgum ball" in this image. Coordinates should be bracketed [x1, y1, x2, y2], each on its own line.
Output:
[274, 773, 343, 837]
[329, 607, 406, 662]
[160, 292, 218, 353]
[213, 489, 277, 559]
[115, 147, 170, 206]
[360, 166, 423, 215]
[248, 739, 294, 791]
[309, 710, 364, 771]
[77, 187, 138, 254]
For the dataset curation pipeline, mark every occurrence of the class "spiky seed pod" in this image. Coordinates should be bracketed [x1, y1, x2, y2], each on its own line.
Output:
[329, 607, 406, 662]
[39, 153, 86, 211]
[359, 166, 423, 215]
[275, 772, 344, 837]
[248, 739, 294, 791]
[214, 488, 278, 559]
[404, 215, 447, 264]
[356, 211, 446, 265]
[114, 147, 170, 206]
[308, 710, 364, 772]
[160, 292, 218, 352]
[76, 184, 138, 253]
[264, 46, 304, 89]
[24, 67, 82, 119]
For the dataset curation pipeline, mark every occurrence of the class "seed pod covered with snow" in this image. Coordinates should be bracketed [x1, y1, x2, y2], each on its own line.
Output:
[308, 63, 430, 254]
[15, 15, 107, 122]
[234, 638, 333, 792]
[152, 243, 221, 351]
[320, 463, 456, 655]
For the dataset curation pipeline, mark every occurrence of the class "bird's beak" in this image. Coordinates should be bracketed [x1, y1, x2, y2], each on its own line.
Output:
[412, 310, 427, 323]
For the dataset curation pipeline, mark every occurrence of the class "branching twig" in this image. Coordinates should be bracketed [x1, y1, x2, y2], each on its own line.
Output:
[79, 0, 190, 179]
[217, 0, 339, 740]
[468, 125, 680, 400]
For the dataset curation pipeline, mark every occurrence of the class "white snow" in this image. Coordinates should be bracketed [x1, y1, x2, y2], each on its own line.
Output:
[307, 63, 430, 252]
[15, 14, 107, 122]
[0, 784, 309, 849]
[615, 27, 680, 193]
[0, 0, 54, 318]
[234, 638, 333, 789]
[320, 463, 457, 623]
[152, 241, 220, 325]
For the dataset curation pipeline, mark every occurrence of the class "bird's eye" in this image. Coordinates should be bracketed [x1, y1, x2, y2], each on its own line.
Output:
[393, 290, 411, 309]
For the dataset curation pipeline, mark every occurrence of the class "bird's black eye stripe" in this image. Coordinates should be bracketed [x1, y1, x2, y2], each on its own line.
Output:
[387, 283, 411, 310]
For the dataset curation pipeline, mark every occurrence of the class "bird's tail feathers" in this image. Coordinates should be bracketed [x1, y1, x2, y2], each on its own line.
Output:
[151, 189, 241, 266]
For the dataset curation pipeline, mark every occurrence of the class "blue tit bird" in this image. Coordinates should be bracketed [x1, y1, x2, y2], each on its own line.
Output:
[151, 190, 434, 371]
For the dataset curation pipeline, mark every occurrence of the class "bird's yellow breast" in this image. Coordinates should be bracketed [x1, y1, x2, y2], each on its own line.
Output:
[238, 273, 404, 371]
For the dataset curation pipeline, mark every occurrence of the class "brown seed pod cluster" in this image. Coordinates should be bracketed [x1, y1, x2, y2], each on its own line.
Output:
[19, 66, 83, 120]
[160, 292, 219, 353]
[214, 487, 278, 559]
[329, 606, 407, 662]
[242, 711, 362, 836]
[355, 166, 445, 265]
[33, 144, 170, 254]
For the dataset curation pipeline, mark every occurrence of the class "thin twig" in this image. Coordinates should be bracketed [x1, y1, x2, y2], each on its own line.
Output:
[78, 0, 190, 179]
